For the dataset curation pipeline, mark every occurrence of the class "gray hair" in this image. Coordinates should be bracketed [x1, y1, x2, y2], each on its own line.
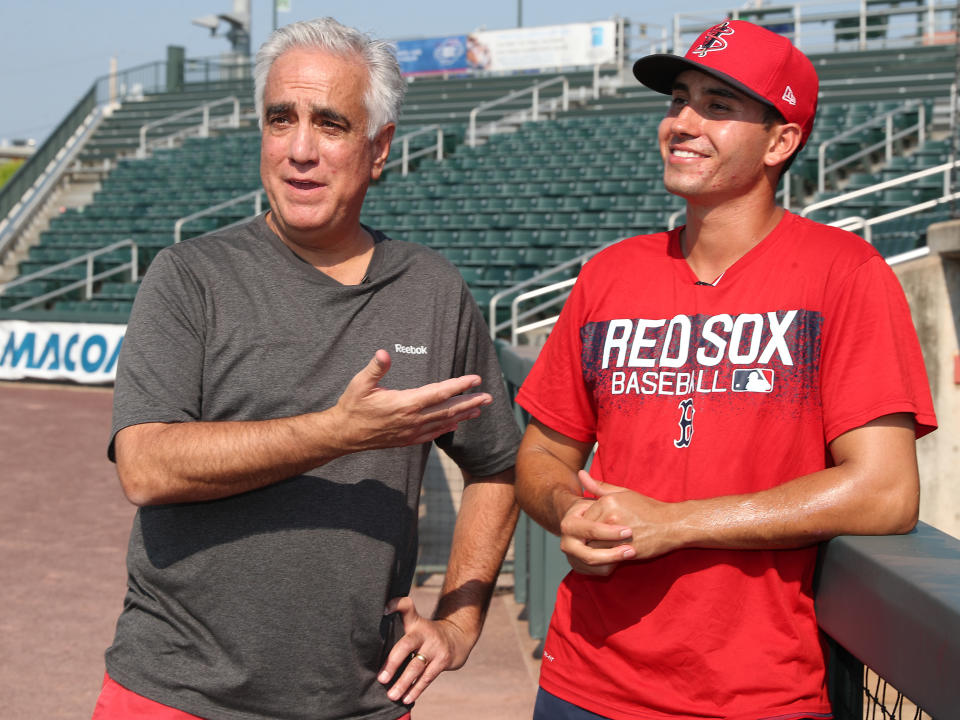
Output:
[254, 17, 406, 139]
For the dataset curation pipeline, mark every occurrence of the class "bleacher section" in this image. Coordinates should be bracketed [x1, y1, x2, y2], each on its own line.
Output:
[366, 113, 681, 309]
[77, 79, 255, 168]
[400, 70, 604, 125]
[1, 44, 958, 325]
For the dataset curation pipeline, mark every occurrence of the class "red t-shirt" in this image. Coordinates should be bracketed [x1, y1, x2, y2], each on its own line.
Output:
[516, 212, 936, 720]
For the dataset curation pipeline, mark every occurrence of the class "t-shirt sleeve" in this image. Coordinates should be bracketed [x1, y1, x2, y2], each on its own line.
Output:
[108, 248, 206, 460]
[434, 282, 521, 477]
[820, 254, 937, 443]
[515, 272, 597, 443]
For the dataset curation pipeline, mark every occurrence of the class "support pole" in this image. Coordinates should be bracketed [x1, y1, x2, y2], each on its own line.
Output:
[953, 1, 960, 215]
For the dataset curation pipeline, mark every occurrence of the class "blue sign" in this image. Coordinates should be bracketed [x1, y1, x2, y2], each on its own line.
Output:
[395, 35, 469, 75]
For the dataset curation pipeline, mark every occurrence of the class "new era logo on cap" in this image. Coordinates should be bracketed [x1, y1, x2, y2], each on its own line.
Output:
[632, 20, 819, 149]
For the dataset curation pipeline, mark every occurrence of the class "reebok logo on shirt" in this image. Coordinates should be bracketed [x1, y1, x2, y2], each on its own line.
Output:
[395, 344, 428, 355]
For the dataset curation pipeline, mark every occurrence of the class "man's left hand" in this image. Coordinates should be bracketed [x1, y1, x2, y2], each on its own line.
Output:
[580, 470, 685, 561]
[377, 595, 474, 706]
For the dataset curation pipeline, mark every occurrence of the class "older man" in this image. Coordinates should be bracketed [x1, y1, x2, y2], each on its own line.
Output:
[92, 17, 519, 720]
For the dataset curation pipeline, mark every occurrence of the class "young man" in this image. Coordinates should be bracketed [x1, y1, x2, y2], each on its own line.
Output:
[92, 18, 519, 720]
[515, 20, 936, 720]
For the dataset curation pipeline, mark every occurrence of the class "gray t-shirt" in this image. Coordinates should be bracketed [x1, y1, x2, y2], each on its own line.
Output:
[106, 215, 520, 720]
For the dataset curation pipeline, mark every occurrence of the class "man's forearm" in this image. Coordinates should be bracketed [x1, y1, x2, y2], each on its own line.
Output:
[515, 451, 581, 535]
[115, 352, 495, 506]
[432, 469, 519, 644]
[583, 413, 921, 559]
[671, 459, 918, 550]
[115, 411, 346, 505]
[514, 419, 594, 535]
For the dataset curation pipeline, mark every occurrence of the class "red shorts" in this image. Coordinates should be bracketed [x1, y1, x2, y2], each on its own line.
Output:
[92, 673, 412, 720]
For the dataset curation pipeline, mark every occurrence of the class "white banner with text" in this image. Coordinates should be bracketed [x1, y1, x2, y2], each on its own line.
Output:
[0, 320, 125, 384]
[468, 21, 616, 72]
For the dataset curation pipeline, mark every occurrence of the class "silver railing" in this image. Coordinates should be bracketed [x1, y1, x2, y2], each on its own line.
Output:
[489, 241, 620, 343]
[673, 1, 958, 54]
[0, 106, 104, 263]
[138, 96, 241, 157]
[802, 160, 958, 219]
[174, 189, 264, 244]
[0, 239, 137, 311]
[384, 125, 445, 176]
[621, 19, 669, 67]
[828, 191, 960, 247]
[818, 102, 927, 193]
[468, 76, 570, 147]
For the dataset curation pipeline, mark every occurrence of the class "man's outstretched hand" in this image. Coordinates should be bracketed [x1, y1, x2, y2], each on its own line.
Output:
[332, 349, 492, 452]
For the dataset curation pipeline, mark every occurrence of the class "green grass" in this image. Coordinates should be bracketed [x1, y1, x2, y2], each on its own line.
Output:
[0, 160, 23, 188]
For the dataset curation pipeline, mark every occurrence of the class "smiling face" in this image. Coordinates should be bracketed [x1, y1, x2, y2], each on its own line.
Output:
[259, 47, 393, 252]
[658, 69, 785, 207]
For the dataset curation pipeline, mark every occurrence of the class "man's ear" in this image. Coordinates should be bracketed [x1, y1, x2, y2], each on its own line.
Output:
[370, 123, 396, 180]
[765, 122, 803, 169]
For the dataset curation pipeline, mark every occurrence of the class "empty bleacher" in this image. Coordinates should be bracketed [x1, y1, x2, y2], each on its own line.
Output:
[1, 41, 957, 325]
[77, 79, 255, 169]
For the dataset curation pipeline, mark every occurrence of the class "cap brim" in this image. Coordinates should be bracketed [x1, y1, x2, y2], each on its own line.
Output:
[632, 54, 775, 113]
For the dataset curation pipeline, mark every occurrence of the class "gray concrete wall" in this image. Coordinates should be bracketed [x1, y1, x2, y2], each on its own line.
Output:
[895, 222, 960, 539]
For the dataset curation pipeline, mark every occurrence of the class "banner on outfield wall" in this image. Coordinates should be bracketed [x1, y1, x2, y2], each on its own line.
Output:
[395, 35, 470, 75]
[467, 21, 616, 73]
[0, 321, 125, 384]
[396, 21, 617, 76]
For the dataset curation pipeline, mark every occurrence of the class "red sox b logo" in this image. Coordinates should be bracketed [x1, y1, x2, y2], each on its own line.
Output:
[692, 21, 735, 57]
[674, 398, 695, 448]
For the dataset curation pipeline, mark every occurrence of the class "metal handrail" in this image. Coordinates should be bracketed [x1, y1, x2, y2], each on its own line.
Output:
[0, 239, 138, 311]
[508, 278, 577, 345]
[673, 2, 959, 54]
[0, 106, 104, 263]
[0, 86, 97, 229]
[174, 189, 264, 243]
[828, 190, 960, 246]
[489, 240, 622, 342]
[468, 76, 570, 147]
[488, 253, 588, 340]
[802, 160, 959, 217]
[138, 96, 240, 157]
[384, 125, 445, 176]
[818, 101, 926, 193]
[621, 19, 669, 65]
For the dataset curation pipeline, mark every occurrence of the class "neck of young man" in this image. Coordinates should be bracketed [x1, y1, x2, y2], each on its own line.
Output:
[681, 192, 784, 285]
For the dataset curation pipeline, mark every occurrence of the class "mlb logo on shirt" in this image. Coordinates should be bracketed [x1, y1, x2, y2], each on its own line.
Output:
[732, 368, 774, 392]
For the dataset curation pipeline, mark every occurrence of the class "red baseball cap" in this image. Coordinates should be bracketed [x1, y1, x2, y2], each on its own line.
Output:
[633, 20, 818, 148]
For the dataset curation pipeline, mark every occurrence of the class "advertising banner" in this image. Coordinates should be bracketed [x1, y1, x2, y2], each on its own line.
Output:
[396, 35, 469, 75]
[396, 21, 617, 76]
[0, 320, 125, 384]
[467, 21, 617, 73]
